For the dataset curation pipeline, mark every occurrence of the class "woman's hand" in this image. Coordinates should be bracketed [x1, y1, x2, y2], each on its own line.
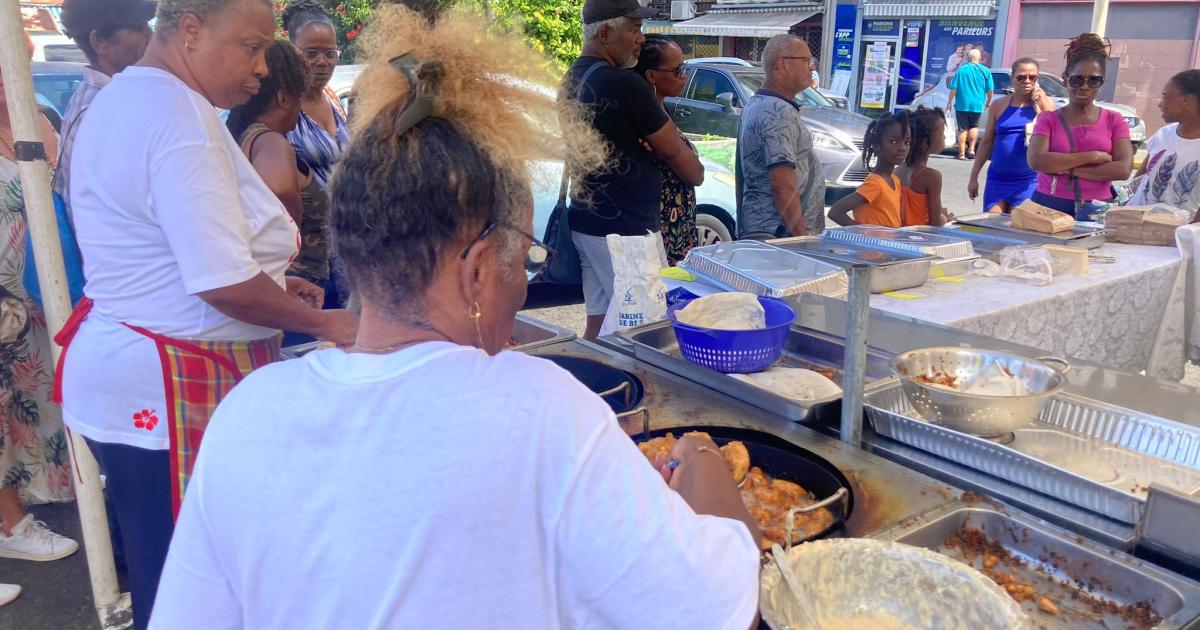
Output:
[1089, 151, 1113, 165]
[286, 276, 325, 309]
[967, 176, 979, 201]
[315, 309, 359, 347]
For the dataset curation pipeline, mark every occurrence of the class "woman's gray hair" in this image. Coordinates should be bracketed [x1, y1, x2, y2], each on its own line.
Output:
[583, 16, 628, 42]
[156, 0, 272, 36]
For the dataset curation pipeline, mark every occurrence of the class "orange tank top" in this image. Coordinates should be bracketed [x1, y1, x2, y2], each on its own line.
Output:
[852, 173, 903, 228]
[901, 186, 930, 226]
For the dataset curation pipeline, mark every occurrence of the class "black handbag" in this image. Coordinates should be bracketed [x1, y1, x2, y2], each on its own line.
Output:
[1054, 109, 1087, 220]
[540, 61, 606, 285]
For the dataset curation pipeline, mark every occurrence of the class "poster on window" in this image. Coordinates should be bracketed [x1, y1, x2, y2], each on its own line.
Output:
[860, 44, 890, 110]
[925, 20, 996, 91]
[831, 4, 857, 95]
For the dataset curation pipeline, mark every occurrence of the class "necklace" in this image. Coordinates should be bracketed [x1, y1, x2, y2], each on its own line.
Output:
[348, 340, 426, 354]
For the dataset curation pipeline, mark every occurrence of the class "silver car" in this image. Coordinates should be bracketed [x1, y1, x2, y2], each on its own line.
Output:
[907, 68, 1147, 151]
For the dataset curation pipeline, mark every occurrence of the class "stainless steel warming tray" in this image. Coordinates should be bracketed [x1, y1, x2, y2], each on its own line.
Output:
[769, 236, 933, 293]
[955, 212, 1108, 250]
[822, 225, 979, 277]
[280, 315, 575, 359]
[621, 320, 892, 423]
[679, 241, 848, 299]
[864, 378, 1200, 524]
[900, 225, 1029, 261]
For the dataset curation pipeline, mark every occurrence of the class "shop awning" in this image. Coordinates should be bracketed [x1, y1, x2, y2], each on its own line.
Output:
[673, 8, 822, 39]
[863, 0, 995, 18]
[643, 20, 680, 35]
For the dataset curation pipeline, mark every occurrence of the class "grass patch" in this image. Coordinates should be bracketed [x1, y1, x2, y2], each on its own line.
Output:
[696, 142, 736, 172]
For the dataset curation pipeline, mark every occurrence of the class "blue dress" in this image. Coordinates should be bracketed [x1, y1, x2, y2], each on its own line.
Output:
[984, 103, 1039, 212]
[286, 90, 349, 192]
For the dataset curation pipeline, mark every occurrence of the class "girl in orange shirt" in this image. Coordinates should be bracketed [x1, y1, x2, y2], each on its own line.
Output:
[830, 112, 911, 227]
[898, 106, 949, 226]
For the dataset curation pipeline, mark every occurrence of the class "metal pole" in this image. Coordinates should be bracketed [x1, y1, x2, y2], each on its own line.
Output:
[1091, 0, 1110, 38]
[840, 264, 870, 446]
[0, 5, 127, 628]
[820, 0, 837, 84]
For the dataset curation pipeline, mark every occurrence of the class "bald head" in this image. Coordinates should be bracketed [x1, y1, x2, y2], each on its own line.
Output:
[762, 34, 812, 94]
[968, 49, 981, 62]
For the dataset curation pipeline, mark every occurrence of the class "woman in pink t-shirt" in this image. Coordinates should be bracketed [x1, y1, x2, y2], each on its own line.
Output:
[1028, 34, 1132, 219]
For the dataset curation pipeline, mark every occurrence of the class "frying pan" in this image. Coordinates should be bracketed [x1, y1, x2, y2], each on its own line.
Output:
[634, 426, 853, 543]
[543, 355, 645, 415]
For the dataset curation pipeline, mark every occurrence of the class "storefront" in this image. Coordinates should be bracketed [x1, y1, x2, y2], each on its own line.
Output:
[671, 2, 825, 64]
[847, 0, 1000, 116]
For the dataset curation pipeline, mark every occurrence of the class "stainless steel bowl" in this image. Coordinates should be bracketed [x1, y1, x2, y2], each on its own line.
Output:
[892, 347, 1069, 437]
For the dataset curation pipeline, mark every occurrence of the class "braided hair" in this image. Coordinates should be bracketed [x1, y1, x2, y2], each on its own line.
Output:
[632, 34, 676, 81]
[1171, 70, 1200, 102]
[225, 41, 309, 139]
[282, 0, 334, 40]
[1064, 33, 1110, 75]
[862, 111, 910, 169]
[906, 106, 944, 165]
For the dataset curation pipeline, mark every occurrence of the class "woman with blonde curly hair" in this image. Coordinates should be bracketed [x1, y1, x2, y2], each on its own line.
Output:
[151, 5, 761, 628]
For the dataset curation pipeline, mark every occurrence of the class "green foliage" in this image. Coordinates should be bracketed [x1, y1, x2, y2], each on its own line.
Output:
[490, 0, 584, 71]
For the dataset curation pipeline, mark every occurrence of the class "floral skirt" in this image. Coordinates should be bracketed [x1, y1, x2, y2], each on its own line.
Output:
[660, 176, 698, 267]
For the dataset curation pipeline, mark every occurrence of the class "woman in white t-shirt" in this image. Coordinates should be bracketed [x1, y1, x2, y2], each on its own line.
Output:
[151, 7, 762, 629]
[1129, 70, 1200, 218]
[57, 1, 358, 627]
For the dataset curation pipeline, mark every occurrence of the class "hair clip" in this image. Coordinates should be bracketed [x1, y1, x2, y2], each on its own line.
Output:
[390, 52, 436, 136]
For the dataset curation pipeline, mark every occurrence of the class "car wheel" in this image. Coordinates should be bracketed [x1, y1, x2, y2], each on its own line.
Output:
[696, 212, 732, 245]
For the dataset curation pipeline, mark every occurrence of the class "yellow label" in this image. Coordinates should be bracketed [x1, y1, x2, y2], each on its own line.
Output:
[933, 276, 965, 283]
[883, 291, 919, 300]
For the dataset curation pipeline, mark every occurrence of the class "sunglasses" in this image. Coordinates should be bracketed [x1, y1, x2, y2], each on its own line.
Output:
[460, 221, 553, 275]
[1014, 74, 1039, 83]
[304, 48, 341, 63]
[1067, 75, 1105, 89]
[656, 64, 685, 78]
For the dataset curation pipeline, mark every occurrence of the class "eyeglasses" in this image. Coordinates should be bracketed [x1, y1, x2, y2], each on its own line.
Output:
[1014, 74, 1039, 83]
[460, 221, 553, 275]
[781, 56, 812, 64]
[1067, 75, 1105, 89]
[656, 64, 685, 78]
[304, 48, 341, 63]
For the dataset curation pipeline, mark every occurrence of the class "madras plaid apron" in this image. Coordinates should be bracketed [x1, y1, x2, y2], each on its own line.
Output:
[54, 297, 281, 518]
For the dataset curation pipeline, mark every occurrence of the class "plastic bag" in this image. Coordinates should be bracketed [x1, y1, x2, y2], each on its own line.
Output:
[1107, 204, 1192, 246]
[600, 232, 668, 336]
[1000, 246, 1054, 286]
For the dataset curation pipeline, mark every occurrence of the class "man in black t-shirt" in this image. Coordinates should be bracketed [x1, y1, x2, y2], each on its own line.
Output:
[564, 0, 704, 340]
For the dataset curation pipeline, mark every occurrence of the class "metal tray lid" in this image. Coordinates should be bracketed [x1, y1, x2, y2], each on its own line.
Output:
[955, 212, 1107, 241]
[823, 226, 977, 259]
[899, 225, 1028, 256]
[679, 241, 847, 298]
[770, 235, 935, 267]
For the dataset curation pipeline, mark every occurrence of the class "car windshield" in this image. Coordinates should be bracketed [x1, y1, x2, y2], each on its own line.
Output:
[43, 44, 86, 63]
[734, 73, 832, 107]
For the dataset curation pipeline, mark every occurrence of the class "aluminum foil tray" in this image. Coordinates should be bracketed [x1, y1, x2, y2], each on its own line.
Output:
[955, 213, 1108, 250]
[874, 504, 1200, 629]
[680, 241, 847, 298]
[280, 315, 574, 359]
[864, 378, 1200, 524]
[823, 225, 977, 259]
[622, 320, 892, 423]
[901, 225, 1028, 260]
[769, 236, 933, 293]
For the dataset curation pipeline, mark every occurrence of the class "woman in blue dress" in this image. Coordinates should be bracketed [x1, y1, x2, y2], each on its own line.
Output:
[968, 58, 1056, 213]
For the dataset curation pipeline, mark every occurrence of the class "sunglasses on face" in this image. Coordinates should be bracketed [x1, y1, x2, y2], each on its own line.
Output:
[460, 221, 553, 275]
[1067, 75, 1104, 89]
[656, 64, 685, 78]
[304, 48, 341, 63]
[1014, 74, 1038, 83]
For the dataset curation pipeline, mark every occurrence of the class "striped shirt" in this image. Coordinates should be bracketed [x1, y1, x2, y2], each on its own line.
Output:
[54, 66, 110, 218]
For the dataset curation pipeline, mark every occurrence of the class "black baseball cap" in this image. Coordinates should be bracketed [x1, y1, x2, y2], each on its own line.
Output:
[582, 0, 657, 25]
[61, 0, 157, 40]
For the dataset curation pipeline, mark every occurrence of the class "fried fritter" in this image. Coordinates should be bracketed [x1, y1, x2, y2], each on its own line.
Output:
[638, 433, 677, 465]
[719, 441, 750, 484]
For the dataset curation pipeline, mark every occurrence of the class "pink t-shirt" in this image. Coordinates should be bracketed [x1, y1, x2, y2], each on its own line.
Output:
[1031, 108, 1130, 201]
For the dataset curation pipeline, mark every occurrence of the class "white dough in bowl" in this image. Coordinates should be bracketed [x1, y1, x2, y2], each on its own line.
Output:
[675, 292, 766, 330]
[730, 367, 842, 401]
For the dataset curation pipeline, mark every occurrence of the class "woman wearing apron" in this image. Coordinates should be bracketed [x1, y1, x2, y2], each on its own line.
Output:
[56, 1, 358, 627]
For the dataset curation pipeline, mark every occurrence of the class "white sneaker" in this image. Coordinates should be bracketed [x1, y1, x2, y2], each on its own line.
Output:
[0, 514, 79, 561]
[0, 583, 19, 606]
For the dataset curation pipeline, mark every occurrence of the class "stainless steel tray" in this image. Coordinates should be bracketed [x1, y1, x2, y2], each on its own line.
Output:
[929, 255, 980, 278]
[279, 315, 574, 359]
[874, 504, 1200, 629]
[823, 225, 978, 259]
[679, 241, 847, 298]
[865, 378, 1200, 524]
[622, 319, 892, 423]
[769, 236, 933, 293]
[955, 212, 1108, 250]
[902, 225, 1029, 261]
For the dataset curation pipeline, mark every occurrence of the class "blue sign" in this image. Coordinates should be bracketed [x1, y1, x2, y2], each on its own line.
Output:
[925, 19, 997, 91]
[863, 19, 901, 38]
[832, 4, 857, 76]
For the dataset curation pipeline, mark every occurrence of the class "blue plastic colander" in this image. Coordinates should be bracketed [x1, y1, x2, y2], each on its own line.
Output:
[667, 296, 796, 373]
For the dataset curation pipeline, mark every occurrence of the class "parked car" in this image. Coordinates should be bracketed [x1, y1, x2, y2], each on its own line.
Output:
[668, 62, 872, 203]
[25, 61, 85, 132]
[907, 67, 1147, 151]
[29, 33, 86, 64]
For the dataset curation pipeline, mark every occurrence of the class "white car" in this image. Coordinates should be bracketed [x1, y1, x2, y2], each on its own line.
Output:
[907, 68, 1147, 152]
[28, 33, 86, 64]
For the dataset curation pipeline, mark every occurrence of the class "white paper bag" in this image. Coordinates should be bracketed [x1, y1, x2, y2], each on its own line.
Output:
[600, 232, 668, 336]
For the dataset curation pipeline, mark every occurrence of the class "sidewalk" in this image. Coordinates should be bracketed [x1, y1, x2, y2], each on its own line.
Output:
[1, 501, 103, 630]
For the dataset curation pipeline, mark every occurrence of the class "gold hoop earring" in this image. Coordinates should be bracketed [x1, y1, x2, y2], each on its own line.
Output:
[184, 40, 193, 52]
[468, 302, 484, 348]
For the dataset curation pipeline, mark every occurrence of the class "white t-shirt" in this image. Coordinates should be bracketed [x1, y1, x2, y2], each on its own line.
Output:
[1130, 123, 1200, 211]
[61, 66, 298, 449]
[151, 344, 760, 629]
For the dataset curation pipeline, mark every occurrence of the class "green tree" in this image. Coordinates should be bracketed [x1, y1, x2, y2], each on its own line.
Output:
[490, 0, 585, 71]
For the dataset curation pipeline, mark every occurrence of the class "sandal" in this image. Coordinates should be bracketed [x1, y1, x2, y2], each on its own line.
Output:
[967, 150, 976, 159]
